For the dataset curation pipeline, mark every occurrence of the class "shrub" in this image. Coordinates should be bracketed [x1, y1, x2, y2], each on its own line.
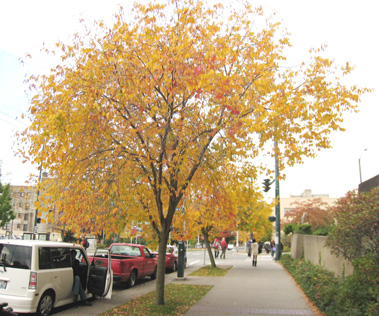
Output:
[283, 223, 296, 235]
[295, 224, 312, 234]
[312, 226, 333, 236]
[326, 188, 379, 262]
[281, 254, 379, 316]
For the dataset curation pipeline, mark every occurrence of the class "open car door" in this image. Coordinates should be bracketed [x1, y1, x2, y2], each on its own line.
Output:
[87, 248, 113, 298]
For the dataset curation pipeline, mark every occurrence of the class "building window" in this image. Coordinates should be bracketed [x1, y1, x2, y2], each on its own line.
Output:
[25, 203, 30, 210]
[3, 223, 10, 230]
[17, 224, 21, 229]
[24, 214, 29, 220]
[18, 213, 22, 218]
[23, 224, 28, 231]
[20, 192, 24, 197]
[19, 202, 22, 207]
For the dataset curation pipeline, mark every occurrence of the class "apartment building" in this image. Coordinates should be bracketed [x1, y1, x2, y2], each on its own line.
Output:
[1, 183, 60, 240]
[1, 185, 37, 238]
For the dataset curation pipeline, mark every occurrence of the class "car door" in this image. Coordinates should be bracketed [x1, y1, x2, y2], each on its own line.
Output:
[142, 247, 156, 276]
[87, 248, 113, 298]
[47, 247, 73, 303]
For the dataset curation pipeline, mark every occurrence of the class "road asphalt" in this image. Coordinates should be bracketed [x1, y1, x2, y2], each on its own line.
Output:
[53, 251, 316, 316]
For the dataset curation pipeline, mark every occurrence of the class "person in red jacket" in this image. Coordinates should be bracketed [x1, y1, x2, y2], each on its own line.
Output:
[220, 237, 228, 259]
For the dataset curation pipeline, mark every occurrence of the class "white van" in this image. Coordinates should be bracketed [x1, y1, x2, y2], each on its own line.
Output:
[0, 239, 112, 316]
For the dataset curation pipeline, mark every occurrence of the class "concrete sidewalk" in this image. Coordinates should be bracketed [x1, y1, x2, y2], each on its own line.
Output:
[183, 253, 315, 316]
[53, 252, 316, 316]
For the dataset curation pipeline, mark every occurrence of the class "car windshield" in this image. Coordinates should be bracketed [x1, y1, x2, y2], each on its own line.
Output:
[110, 245, 141, 257]
[0, 244, 32, 269]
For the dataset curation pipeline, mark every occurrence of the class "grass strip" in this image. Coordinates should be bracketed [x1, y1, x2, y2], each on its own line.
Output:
[188, 265, 232, 276]
[100, 283, 213, 316]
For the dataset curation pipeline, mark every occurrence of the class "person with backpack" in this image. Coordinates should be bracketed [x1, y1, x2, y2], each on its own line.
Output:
[220, 237, 228, 259]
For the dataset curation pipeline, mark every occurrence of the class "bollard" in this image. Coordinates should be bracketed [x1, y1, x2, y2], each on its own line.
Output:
[177, 240, 185, 278]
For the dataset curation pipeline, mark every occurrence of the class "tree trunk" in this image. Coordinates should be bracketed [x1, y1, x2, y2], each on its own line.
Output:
[155, 231, 170, 305]
[201, 228, 216, 268]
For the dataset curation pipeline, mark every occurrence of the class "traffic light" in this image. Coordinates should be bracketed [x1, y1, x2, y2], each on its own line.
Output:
[263, 179, 272, 192]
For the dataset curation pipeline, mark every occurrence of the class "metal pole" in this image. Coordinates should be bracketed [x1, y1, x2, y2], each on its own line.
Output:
[359, 149, 367, 183]
[33, 165, 43, 240]
[274, 139, 281, 261]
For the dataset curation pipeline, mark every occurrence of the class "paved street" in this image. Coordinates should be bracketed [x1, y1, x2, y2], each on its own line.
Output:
[51, 248, 316, 316]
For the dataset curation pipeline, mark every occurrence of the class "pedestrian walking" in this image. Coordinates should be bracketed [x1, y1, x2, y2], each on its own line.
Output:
[246, 239, 252, 257]
[251, 239, 259, 267]
[270, 239, 276, 258]
[220, 237, 227, 259]
[213, 238, 220, 258]
[258, 240, 263, 254]
[264, 241, 270, 254]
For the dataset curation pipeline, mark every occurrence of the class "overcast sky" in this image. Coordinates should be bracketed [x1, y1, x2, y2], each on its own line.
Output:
[0, 0, 378, 199]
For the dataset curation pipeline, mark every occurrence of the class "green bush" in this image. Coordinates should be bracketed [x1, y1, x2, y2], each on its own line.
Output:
[295, 224, 312, 234]
[281, 254, 379, 316]
[283, 223, 296, 235]
[312, 226, 333, 236]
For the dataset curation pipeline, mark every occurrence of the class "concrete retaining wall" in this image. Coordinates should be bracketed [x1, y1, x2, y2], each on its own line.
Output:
[291, 234, 354, 277]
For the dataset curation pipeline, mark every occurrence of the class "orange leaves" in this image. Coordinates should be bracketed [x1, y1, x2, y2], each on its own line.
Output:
[18, 0, 370, 247]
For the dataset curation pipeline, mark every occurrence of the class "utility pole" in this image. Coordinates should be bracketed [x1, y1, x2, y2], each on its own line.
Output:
[33, 165, 43, 240]
[274, 139, 281, 261]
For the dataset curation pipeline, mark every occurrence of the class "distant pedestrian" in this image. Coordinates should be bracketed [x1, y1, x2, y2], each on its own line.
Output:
[220, 237, 227, 259]
[246, 239, 252, 257]
[82, 238, 89, 250]
[264, 242, 270, 254]
[258, 241, 263, 254]
[213, 238, 220, 258]
[251, 239, 259, 267]
[270, 240, 276, 258]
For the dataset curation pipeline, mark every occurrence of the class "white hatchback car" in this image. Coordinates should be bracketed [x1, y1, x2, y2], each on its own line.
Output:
[0, 239, 112, 316]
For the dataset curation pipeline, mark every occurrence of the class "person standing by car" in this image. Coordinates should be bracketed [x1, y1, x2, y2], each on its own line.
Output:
[70, 250, 92, 306]
[220, 237, 228, 259]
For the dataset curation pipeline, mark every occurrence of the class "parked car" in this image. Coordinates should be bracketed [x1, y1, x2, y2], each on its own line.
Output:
[88, 243, 157, 288]
[228, 243, 234, 250]
[152, 245, 187, 272]
[0, 239, 112, 316]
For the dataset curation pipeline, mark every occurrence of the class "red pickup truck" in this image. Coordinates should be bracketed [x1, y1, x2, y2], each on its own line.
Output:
[89, 243, 157, 287]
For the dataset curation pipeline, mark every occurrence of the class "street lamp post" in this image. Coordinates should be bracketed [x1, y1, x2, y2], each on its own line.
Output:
[359, 149, 367, 183]
[274, 139, 281, 261]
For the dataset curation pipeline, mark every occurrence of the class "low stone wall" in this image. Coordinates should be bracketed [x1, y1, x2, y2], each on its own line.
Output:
[291, 234, 354, 277]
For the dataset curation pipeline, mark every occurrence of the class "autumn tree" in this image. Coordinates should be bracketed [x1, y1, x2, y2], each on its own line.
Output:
[179, 159, 238, 268]
[326, 189, 379, 263]
[282, 198, 334, 232]
[19, 0, 369, 305]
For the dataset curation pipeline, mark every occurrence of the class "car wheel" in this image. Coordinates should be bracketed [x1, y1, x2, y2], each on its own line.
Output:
[172, 261, 177, 272]
[151, 267, 157, 280]
[37, 291, 54, 316]
[127, 270, 137, 288]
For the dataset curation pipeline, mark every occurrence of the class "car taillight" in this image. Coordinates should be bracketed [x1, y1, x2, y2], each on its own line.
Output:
[29, 272, 37, 289]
